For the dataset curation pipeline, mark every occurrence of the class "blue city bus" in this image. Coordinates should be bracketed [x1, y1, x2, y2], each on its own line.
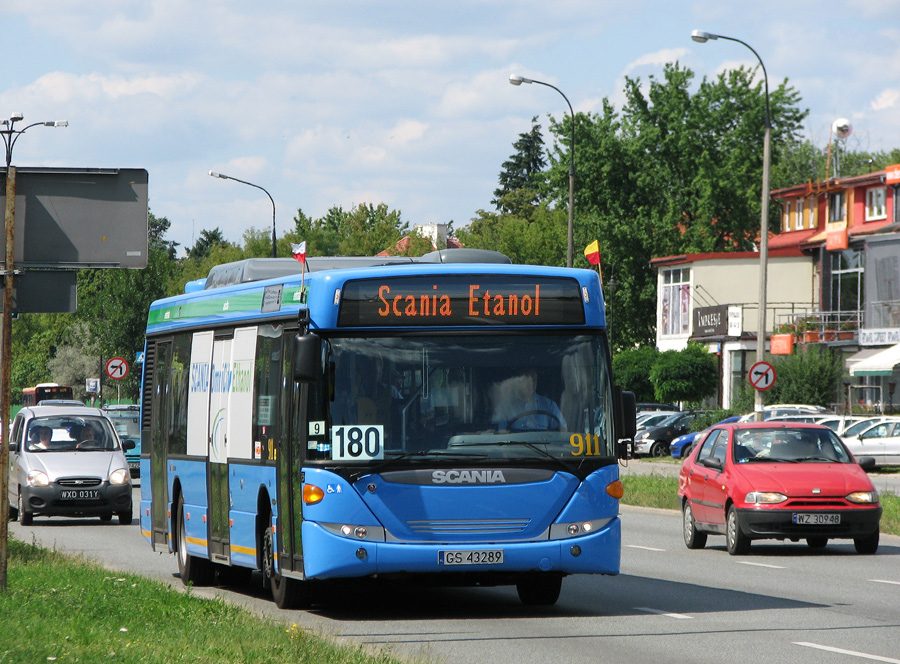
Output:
[140, 250, 635, 608]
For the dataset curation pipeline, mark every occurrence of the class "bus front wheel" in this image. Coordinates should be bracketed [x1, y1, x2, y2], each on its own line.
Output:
[516, 574, 562, 606]
[262, 519, 309, 609]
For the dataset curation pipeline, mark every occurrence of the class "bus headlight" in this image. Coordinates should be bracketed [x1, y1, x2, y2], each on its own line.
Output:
[550, 518, 612, 540]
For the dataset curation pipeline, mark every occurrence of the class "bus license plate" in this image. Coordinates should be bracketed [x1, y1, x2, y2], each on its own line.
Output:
[438, 550, 503, 565]
[60, 489, 99, 500]
[792, 513, 840, 525]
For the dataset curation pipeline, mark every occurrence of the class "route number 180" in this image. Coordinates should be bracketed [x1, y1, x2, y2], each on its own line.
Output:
[331, 425, 384, 460]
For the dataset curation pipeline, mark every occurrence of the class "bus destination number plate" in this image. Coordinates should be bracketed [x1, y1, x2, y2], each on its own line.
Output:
[438, 550, 503, 565]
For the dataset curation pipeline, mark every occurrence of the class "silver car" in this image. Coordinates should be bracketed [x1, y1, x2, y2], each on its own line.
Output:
[7, 405, 134, 525]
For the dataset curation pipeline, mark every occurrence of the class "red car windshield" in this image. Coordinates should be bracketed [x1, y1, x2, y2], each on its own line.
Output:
[733, 427, 852, 463]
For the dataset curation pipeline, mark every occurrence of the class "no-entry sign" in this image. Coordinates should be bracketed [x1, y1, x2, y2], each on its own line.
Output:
[105, 357, 130, 380]
[749, 360, 776, 391]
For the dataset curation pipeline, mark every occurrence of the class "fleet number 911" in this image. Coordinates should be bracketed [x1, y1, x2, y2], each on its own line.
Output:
[569, 433, 605, 456]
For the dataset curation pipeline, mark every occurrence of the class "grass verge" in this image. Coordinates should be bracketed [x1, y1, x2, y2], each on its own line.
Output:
[0, 537, 403, 664]
[621, 474, 900, 536]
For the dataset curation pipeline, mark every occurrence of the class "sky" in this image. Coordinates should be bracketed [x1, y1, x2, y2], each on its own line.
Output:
[2, 1, 899, 257]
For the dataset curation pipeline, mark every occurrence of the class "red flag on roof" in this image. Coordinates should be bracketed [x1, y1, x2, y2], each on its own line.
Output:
[291, 241, 307, 263]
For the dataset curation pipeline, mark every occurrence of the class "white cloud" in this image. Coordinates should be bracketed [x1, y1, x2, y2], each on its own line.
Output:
[871, 88, 900, 112]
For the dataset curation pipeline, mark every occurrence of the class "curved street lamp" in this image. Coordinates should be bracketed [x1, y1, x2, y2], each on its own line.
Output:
[209, 170, 277, 258]
[509, 74, 576, 268]
[692, 30, 772, 421]
[0, 113, 67, 590]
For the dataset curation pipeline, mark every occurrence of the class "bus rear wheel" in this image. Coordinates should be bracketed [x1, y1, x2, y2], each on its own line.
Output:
[176, 494, 214, 586]
[516, 574, 562, 606]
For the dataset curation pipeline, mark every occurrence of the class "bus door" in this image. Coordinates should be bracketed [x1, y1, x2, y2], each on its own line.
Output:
[207, 335, 232, 563]
[147, 340, 171, 551]
[276, 364, 307, 577]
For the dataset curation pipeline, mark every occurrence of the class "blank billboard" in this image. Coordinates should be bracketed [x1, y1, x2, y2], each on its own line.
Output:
[0, 167, 148, 269]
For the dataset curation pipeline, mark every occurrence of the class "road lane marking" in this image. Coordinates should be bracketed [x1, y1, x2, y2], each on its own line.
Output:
[794, 642, 900, 663]
[624, 545, 666, 552]
[736, 561, 784, 569]
[870, 579, 900, 586]
[635, 607, 692, 619]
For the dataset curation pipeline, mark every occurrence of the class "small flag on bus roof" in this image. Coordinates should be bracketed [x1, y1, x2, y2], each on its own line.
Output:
[584, 240, 600, 266]
[291, 241, 307, 263]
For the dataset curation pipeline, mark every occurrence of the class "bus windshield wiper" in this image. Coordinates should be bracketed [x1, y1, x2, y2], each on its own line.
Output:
[491, 441, 575, 473]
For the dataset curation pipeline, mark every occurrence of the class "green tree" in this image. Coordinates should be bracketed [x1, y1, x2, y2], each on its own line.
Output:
[186, 227, 231, 260]
[540, 63, 806, 350]
[649, 343, 718, 405]
[611, 345, 660, 402]
[768, 346, 843, 408]
[289, 203, 411, 257]
[493, 116, 547, 215]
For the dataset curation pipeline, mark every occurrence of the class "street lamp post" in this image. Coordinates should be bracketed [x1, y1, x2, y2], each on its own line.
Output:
[0, 113, 67, 591]
[691, 30, 772, 422]
[209, 171, 277, 258]
[509, 74, 576, 268]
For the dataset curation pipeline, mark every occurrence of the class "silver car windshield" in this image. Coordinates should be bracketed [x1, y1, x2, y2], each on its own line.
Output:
[25, 416, 119, 452]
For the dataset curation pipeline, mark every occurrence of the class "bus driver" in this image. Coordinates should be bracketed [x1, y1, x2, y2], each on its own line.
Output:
[491, 368, 566, 432]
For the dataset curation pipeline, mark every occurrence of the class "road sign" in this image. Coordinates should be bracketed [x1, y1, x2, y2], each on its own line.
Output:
[105, 357, 129, 380]
[749, 360, 776, 391]
[0, 167, 149, 268]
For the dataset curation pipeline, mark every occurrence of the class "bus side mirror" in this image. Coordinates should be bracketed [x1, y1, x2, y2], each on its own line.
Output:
[612, 387, 636, 459]
[293, 334, 321, 383]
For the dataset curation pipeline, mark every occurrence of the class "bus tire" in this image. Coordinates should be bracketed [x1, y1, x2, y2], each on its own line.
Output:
[516, 574, 562, 606]
[262, 518, 307, 609]
[176, 494, 214, 586]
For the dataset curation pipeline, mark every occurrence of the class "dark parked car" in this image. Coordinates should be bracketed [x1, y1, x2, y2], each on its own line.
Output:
[633, 410, 707, 457]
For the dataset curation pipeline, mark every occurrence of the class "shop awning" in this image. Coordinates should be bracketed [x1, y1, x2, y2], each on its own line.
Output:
[849, 343, 900, 376]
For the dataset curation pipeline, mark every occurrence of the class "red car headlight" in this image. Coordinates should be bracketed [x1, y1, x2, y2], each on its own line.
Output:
[846, 491, 878, 504]
[744, 491, 787, 504]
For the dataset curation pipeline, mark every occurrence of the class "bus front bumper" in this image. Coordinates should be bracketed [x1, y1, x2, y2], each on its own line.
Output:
[299, 517, 621, 580]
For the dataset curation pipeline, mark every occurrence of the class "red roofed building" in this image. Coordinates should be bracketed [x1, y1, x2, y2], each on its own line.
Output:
[650, 164, 900, 411]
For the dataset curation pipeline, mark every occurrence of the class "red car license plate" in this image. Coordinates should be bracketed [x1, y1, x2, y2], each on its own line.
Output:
[792, 513, 840, 525]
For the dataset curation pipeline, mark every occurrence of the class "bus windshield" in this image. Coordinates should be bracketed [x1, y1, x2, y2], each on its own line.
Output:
[310, 333, 615, 465]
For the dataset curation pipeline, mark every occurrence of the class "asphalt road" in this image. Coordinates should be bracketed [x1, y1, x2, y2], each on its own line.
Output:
[7, 479, 900, 664]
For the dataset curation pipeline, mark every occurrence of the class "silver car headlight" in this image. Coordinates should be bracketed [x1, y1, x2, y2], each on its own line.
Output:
[27, 470, 50, 487]
[109, 468, 130, 486]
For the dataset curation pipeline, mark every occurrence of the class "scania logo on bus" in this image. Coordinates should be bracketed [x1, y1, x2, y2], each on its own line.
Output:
[431, 469, 507, 484]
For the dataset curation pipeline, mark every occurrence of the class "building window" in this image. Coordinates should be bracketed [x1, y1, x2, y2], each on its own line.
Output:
[795, 198, 805, 231]
[866, 187, 887, 221]
[783, 200, 792, 232]
[828, 191, 845, 223]
[830, 249, 863, 314]
[661, 268, 691, 337]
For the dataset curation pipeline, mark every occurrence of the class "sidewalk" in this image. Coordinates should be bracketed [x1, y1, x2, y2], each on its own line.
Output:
[618, 458, 900, 495]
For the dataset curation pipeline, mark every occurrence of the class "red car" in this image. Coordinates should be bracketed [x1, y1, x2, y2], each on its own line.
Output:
[678, 422, 882, 555]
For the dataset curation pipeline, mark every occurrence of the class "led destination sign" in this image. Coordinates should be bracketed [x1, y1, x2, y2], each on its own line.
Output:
[338, 275, 585, 327]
